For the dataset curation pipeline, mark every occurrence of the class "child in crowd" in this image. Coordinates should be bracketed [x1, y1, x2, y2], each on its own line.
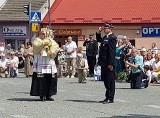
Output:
[75, 53, 88, 83]
[57, 50, 67, 77]
[94, 64, 101, 81]
[142, 65, 152, 88]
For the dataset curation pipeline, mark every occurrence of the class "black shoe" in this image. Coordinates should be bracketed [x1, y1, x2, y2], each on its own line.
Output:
[102, 99, 114, 104]
[40, 96, 45, 101]
[144, 85, 148, 88]
[87, 74, 91, 77]
[144, 80, 149, 88]
[99, 98, 108, 103]
[102, 100, 109, 104]
[46, 97, 54, 101]
[90, 74, 94, 77]
[107, 99, 114, 103]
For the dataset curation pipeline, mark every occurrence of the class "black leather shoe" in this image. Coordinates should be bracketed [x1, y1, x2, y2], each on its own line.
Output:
[90, 74, 94, 77]
[107, 100, 114, 103]
[46, 97, 54, 101]
[99, 98, 108, 103]
[102, 100, 109, 104]
[40, 96, 45, 101]
[144, 80, 149, 88]
[102, 100, 114, 104]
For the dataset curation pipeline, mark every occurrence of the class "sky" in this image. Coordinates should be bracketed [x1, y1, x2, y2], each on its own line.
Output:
[0, 0, 6, 7]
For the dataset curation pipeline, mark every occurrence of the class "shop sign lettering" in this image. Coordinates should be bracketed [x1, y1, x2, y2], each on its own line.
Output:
[3, 26, 27, 36]
[142, 27, 160, 37]
[57, 29, 82, 35]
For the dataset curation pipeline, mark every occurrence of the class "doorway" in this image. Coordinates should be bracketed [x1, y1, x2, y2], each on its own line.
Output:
[130, 40, 135, 47]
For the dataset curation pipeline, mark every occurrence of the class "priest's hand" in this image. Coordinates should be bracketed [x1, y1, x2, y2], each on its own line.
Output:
[44, 42, 49, 46]
[99, 27, 102, 32]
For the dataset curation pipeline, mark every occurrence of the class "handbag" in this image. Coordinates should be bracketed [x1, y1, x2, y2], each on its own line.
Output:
[30, 60, 33, 66]
[30, 57, 33, 66]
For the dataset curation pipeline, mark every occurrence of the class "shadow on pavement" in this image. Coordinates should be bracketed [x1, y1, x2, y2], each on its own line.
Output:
[150, 84, 160, 86]
[65, 99, 99, 103]
[97, 114, 160, 118]
[66, 81, 79, 84]
[115, 88, 131, 89]
[16, 92, 30, 94]
[7, 98, 40, 102]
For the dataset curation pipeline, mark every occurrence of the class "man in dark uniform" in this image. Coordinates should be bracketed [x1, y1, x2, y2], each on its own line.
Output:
[83, 33, 98, 77]
[96, 23, 117, 103]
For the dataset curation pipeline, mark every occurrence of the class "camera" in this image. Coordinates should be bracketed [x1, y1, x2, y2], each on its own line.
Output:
[124, 54, 131, 62]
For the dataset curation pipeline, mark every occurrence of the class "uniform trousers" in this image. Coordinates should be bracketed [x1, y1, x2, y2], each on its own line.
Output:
[66, 58, 76, 76]
[101, 66, 115, 100]
[130, 72, 142, 89]
[87, 56, 96, 75]
[77, 70, 87, 83]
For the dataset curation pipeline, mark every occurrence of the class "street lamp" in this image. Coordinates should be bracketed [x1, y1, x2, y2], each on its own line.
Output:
[48, 0, 51, 28]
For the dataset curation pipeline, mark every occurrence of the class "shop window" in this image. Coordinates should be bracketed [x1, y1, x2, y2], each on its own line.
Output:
[5, 39, 16, 50]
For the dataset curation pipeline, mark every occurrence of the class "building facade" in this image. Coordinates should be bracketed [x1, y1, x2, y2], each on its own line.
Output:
[0, 21, 30, 50]
[0, 0, 48, 50]
[43, 0, 160, 50]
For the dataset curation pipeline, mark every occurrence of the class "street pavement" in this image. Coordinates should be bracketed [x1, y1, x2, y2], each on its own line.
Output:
[0, 74, 160, 118]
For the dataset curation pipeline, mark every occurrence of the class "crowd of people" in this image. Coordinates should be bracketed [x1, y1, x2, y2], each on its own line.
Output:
[0, 37, 159, 85]
[58, 33, 160, 87]
[0, 31, 159, 87]
[0, 42, 33, 78]
[115, 38, 160, 87]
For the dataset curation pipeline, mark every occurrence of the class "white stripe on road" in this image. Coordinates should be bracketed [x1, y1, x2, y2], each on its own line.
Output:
[144, 105, 160, 109]
[80, 93, 97, 97]
[115, 99, 130, 103]
[11, 115, 30, 118]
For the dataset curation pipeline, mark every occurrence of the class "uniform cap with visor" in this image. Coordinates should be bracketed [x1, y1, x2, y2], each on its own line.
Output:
[103, 23, 114, 29]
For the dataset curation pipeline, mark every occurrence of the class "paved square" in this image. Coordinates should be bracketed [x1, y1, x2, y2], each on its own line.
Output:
[0, 76, 160, 118]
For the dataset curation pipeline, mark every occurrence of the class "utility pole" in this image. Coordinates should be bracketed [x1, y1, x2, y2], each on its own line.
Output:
[29, 1, 31, 40]
[48, 0, 51, 28]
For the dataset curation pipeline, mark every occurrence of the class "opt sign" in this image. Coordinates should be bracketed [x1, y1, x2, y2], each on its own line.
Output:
[142, 27, 160, 37]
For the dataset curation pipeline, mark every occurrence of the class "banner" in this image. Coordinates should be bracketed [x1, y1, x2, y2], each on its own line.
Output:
[142, 27, 160, 37]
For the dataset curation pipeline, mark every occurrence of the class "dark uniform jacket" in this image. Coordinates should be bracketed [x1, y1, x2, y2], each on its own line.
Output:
[83, 40, 98, 56]
[96, 32, 117, 66]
